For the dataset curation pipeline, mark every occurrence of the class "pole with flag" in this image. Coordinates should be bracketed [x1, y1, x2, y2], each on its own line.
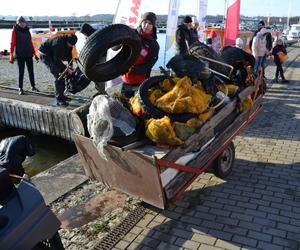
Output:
[224, 0, 240, 46]
[164, 0, 180, 66]
[196, 0, 208, 42]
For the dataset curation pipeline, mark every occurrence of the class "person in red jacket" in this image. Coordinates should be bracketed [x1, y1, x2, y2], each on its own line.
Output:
[10, 16, 39, 95]
[121, 12, 160, 97]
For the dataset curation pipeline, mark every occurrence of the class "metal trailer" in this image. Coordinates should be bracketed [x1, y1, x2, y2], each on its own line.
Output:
[73, 77, 264, 209]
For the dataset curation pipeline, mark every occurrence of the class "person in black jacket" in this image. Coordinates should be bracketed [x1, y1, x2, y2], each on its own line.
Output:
[0, 135, 35, 176]
[39, 35, 77, 106]
[272, 38, 288, 83]
[9, 16, 39, 95]
[80, 23, 96, 38]
[174, 16, 194, 55]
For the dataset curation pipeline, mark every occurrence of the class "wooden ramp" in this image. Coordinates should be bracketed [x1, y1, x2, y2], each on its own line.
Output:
[0, 87, 90, 141]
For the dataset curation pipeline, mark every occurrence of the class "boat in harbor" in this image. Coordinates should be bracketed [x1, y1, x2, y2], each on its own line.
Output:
[287, 24, 300, 40]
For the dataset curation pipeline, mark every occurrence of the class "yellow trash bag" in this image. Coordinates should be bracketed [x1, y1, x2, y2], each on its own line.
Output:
[159, 77, 180, 92]
[239, 95, 253, 112]
[129, 94, 146, 117]
[198, 109, 214, 122]
[156, 76, 211, 114]
[148, 88, 163, 105]
[146, 116, 183, 146]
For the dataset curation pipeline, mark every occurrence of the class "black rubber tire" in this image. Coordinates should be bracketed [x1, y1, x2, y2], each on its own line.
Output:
[221, 46, 255, 68]
[189, 42, 229, 76]
[138, 75, 194, 122]
[214, 142, 235, 179]
[78, 24, 141, 82]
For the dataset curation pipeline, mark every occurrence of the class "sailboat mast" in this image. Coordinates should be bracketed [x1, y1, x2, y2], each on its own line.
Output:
[287, 0, 291, 28]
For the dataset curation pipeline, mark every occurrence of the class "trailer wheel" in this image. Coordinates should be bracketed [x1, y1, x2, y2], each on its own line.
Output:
[214, 142, 235, 178]
[78, 24, 141, 82]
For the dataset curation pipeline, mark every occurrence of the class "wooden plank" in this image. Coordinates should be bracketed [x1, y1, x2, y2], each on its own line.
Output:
[4, 105, 13, 127]
[13, 105, 20, 128]
[52, 111, 61, 139]
[0, 103, 9, 126]
[63, 113, 72, 141]
[32, 108, 42, 133]
[46, 110, 56, 136]
[37, 109, 46, 135]
[29, 108, 38, 133]
[74, 134, 166, 209]
[58, 112, 67, 140]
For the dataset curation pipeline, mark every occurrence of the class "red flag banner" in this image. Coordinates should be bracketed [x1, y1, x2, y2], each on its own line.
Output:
[224, 0, 240, 46]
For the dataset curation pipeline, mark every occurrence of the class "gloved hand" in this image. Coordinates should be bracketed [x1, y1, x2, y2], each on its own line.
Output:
[34, 54, 39, 62]
[9, 54, 14, 64]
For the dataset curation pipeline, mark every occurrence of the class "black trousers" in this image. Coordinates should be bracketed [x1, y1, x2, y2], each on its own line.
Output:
[40, 54, 66, 101]
[16, 57, 35, 89]
[275, 61, 285, 80]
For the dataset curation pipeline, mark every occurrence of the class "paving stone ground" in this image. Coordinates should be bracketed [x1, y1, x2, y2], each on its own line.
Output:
[113, 44, 300, 250]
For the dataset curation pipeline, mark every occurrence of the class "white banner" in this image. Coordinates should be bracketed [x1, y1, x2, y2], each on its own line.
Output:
[197, 0, 208, 42]
[113, 0, 147, 28]
[165, 0, 180, 52]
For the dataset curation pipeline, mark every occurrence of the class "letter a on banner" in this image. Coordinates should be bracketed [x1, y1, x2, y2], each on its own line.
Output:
[114, 0, 148, 27]
[224, 0, 240, 46]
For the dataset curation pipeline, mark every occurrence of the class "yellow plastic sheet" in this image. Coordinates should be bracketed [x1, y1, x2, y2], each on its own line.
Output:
[146, 116, 183, 146]
[156, 76, 211, 114]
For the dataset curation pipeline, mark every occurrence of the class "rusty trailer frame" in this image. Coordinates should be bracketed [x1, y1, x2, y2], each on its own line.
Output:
[73, 82, 264, 209]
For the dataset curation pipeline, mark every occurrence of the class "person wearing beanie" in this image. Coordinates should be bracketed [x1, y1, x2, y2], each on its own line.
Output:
[121, 12, 159, 97]
[174, 15, 195, 55]
[39, 34, 78, 106]
[80, 23, 96, 38]
[10, 16, 39, 95]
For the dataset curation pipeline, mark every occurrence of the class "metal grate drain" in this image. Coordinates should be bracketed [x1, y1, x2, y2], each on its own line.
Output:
[94, 203, 148, 250]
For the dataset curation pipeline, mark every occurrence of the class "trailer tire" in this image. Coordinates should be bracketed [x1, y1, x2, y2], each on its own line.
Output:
[138, 75, 194, 122]
[214, 142, 235, 178]
[78, 24, 141, 82]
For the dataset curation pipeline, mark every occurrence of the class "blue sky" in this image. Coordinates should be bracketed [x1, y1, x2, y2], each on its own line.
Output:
[1, 0, 299, 17]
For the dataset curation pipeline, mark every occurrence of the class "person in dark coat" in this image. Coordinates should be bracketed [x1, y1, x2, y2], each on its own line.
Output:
[121, 12, 160, 97]
[174, 16, 194, 55]
[0, 135, 35, 176]
[10, 16, 39, 95]
[80, 23, 96, 38]
[39, 35, 77, 106]
[272, 38, 289, 83]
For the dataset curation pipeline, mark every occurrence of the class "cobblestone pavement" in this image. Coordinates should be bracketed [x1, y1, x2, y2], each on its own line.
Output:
[112, 45, 300, 250]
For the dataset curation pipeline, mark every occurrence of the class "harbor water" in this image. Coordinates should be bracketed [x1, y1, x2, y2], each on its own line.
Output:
[0, 29, 173, 68]
[0, 127, 77, 177]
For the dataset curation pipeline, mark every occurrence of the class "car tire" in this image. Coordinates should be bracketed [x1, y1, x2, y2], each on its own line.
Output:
[78, 24, 141, 82]
[138, 75, 194, 122]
